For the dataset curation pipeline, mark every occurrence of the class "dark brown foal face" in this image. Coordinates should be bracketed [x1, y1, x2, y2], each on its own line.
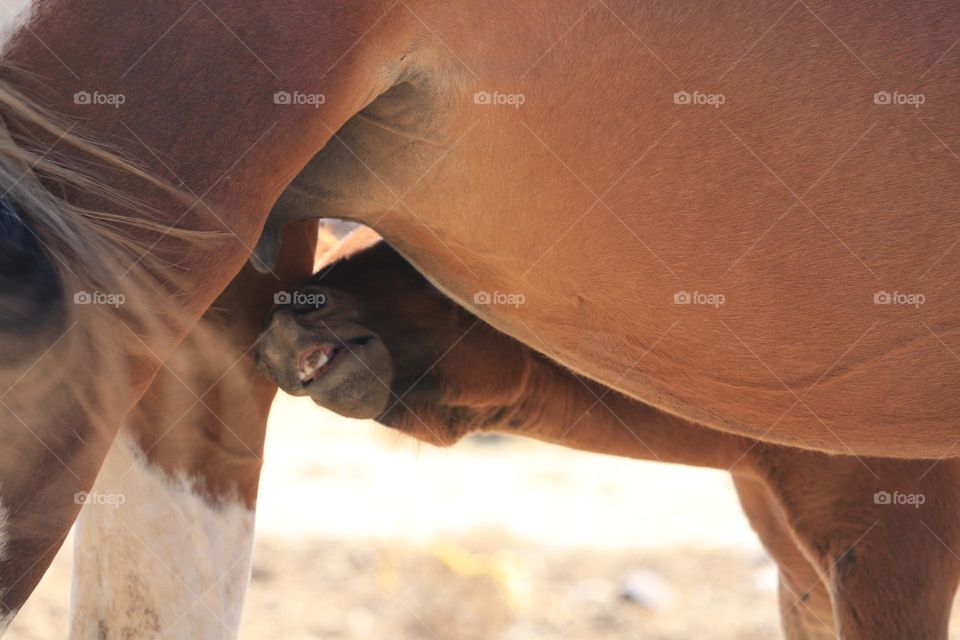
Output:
[256, 241, 537, 445]
[256, 283, 394, 419]
[255, 243, 459, 421]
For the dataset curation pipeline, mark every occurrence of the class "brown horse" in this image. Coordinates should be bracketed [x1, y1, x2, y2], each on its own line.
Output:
[0, 1, 959, 637]
[257, 230, 960, 639]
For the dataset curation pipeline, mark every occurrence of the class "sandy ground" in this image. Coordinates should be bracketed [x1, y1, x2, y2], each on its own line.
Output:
[11, 394, 790, 638]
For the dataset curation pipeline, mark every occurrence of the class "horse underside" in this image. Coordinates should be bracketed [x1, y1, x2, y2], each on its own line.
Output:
[264, 2, 960, 459]
[249, 225, 960, 640]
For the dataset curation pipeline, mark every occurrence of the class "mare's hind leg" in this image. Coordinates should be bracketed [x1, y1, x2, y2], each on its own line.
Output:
[744, 447, 960, 640]
[824, 508, 959, 640]
[733, 473, 836, 639]
[69, 222, 317, 639]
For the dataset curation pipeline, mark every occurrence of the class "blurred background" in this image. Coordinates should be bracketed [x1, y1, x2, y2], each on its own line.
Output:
[10, 393, 784, 639]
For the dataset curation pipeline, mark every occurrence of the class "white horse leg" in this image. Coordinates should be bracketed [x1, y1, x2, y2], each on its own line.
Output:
[70, 431, 255, 639]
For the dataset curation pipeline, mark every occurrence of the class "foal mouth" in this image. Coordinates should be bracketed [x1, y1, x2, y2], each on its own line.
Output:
[296, 336, 374, 386]
[297, 343, 339, 385]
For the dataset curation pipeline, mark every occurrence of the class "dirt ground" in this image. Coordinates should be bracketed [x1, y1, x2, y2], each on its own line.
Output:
[0, 395, 837, 638]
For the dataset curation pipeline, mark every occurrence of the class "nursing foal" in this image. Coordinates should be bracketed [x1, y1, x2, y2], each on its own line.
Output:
[256, 230, 960, 640]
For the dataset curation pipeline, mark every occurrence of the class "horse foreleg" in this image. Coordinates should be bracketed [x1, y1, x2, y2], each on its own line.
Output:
[69, 223, 316, 639]
[70, 427, 261, 639]
[69, 324, 274, 639]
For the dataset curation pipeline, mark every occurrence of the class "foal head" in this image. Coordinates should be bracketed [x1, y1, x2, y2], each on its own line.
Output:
[255, 234, 532, 445]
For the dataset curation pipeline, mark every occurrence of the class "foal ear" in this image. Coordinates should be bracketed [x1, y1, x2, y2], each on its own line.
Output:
[0, 195, 65, 360]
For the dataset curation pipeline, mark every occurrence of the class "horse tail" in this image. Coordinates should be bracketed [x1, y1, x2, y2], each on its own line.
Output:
[0, 81, 219, 434]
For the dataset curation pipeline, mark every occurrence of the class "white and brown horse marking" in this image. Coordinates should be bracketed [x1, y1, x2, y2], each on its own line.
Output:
[67, 222, 317, 639]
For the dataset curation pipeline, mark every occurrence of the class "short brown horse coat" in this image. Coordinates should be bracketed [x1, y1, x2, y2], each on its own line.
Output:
[258, 233, 960, 639]
[2, 1, 960, 636]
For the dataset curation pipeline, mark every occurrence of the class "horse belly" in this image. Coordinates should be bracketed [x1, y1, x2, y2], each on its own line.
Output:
[315, 0, 960, 458]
